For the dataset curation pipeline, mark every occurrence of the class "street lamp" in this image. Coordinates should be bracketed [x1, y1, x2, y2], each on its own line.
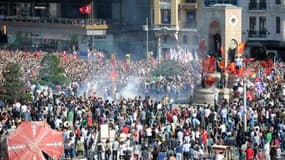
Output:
[143, 17, 149, 58]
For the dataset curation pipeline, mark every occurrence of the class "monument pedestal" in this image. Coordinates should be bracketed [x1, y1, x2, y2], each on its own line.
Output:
[192, 87, 232, 105]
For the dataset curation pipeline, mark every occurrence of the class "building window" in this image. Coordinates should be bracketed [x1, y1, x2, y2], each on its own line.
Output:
[259, 17, 267, 37]
[259, 17, 266, 31]
[161, 9, 170, 24]
[186, 11, 196, 28]
[276, 16, 280, 34]
[249, 17, 256, 31]
[276, 0, 281, 4]
[249, 17, 256, 37]
[204, 0, 237, 6]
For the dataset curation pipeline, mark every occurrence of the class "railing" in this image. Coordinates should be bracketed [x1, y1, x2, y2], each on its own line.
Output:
[248, 30, 267, 38]
[204, 0, 238, 7]
[0, 15, 107, 26]
[180, 0, 198, 8]
[160, 0, 171, 2]
[185, 0, 197, 2]
[248, 3, 267, 10]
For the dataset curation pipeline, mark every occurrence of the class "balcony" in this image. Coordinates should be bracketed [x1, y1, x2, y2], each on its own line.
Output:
[248, 3, 267, 10]
[180, 0, 198, 10]
[160, 0, 171, 8]
[204, 0, 238, 7]
[248, 30, 267, 38]
[0, 15, 107, 26]
[149, 24, 179, 32]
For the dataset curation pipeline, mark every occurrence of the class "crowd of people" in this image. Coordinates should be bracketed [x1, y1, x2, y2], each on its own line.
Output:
[0, 49, 285, 160]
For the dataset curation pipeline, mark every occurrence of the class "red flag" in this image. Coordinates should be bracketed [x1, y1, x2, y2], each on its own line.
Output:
[202, 57, 216, 73]
[111, 69, 117, 82]
[238, 42, 245, 55]
[237, 67, 244, 77]
[219, 60, 225, 71]
[80, 3, 92, 14]
[220, 44, 224, 56]
[33, 51, 40, 57]
[111, 55, 117, 67]
[208, 56, 216, 73]
[226, 62, 236, 74]
[247, 91, 254, 101]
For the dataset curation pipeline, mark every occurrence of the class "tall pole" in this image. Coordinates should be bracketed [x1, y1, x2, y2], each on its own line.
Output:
[158, 36, 161, 64]
[91, 0, 94, 49]
[243, 78, 247, 132]
[146, 17, 149, 56]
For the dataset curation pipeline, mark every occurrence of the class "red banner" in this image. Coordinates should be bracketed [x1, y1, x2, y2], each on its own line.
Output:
[80, 4, 91, 15]
[202, 57, 216, 73]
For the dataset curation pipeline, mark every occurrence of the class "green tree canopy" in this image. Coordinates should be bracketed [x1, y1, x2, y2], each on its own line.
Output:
[153, 60, 182, 77]
[0, 62, 32, 104]
[38, 54, 69, 87]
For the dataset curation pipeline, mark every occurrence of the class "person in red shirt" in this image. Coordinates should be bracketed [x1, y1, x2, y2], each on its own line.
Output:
[245, 145, 254, 160]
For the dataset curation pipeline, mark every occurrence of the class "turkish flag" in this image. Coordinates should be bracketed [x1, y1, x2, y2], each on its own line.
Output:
[80, 3, 91, 15]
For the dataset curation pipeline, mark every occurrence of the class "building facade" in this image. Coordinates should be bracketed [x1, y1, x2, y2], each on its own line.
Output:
[0, 0, 109, 52]
[239, 0, 285, 59]
[201, 0, 285, 60]
[150, 0, 199, 63]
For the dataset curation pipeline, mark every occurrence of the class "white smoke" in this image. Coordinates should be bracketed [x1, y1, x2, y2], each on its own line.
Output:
[120, 77, 142, 99]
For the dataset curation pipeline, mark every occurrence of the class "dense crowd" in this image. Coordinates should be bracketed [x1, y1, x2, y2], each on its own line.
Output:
[0, 49, 285, 160]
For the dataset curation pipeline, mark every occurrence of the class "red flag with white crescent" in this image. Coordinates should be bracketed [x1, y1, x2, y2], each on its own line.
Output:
[80, 3, 92, 15]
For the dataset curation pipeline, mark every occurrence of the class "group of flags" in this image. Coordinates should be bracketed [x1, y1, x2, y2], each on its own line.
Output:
[167, 48, 199, 63]
[202, 41, 246, 74]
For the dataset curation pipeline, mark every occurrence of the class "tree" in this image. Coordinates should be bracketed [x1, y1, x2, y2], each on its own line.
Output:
[38, 54, 69, 87]
[153, 60, 182, 77]
[0, 62, 32, 104]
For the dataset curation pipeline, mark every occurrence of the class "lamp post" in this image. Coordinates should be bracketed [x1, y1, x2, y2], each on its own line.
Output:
[146, 17, 149, 56]
[243, 78, 247, 132]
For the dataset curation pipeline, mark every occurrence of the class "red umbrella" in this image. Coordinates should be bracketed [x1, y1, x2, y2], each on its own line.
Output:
[7, 121, 64, 160]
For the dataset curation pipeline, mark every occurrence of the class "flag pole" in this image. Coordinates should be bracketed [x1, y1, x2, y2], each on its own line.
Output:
[243, 77, 247, 132]
[91, 0, 94, 24]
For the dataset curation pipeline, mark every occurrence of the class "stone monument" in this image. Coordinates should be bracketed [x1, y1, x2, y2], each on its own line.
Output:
[192, 4, 242, 105]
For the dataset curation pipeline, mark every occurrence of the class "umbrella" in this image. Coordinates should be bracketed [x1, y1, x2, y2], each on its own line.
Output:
[7, 121, 64, 160]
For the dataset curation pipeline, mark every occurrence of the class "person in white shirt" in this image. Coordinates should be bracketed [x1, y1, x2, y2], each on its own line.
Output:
[216, 151, 225, 160]
[264, 141, 270, 160]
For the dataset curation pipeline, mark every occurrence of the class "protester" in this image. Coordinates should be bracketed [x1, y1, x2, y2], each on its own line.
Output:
[1, 49, 285, 160]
